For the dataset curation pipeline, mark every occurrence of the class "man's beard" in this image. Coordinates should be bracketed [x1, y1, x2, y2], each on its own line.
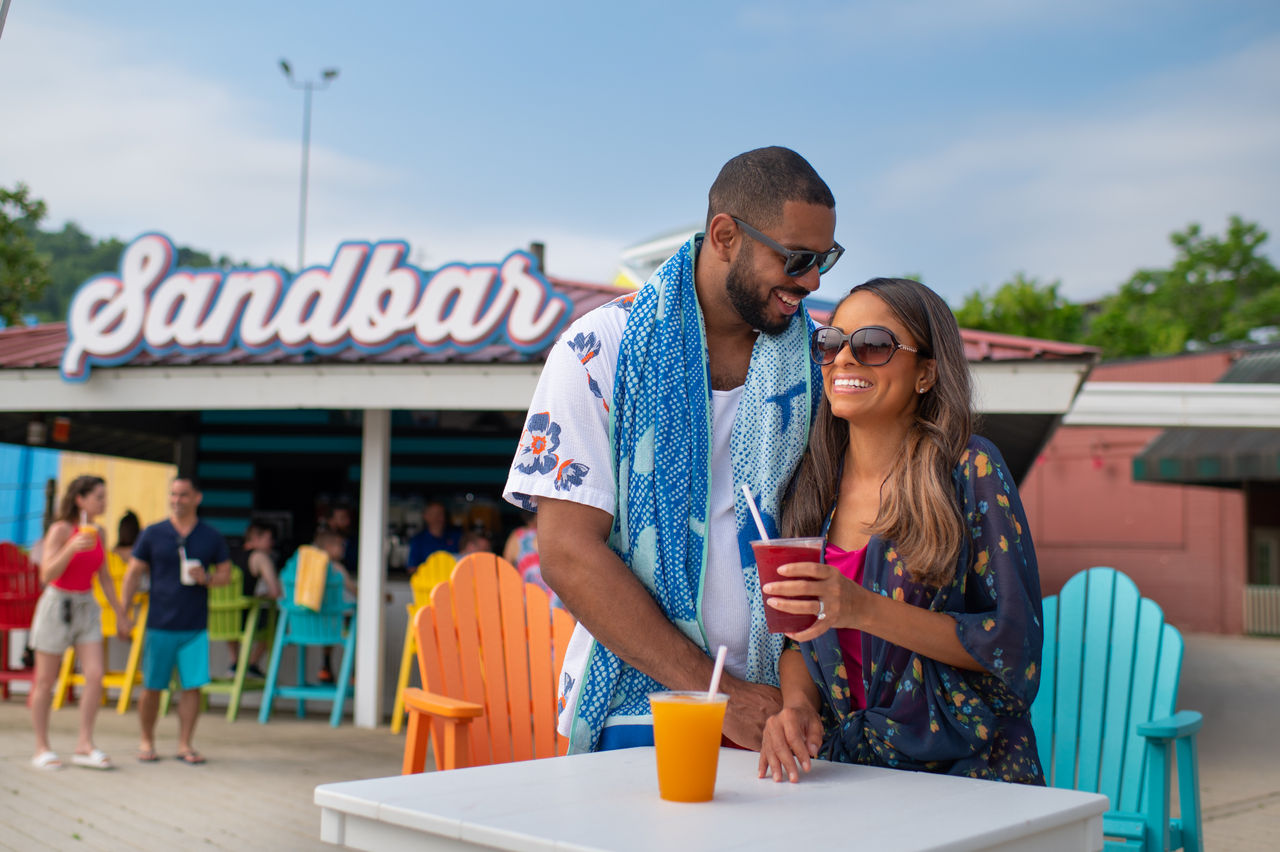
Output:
[724, 249, 795, 336]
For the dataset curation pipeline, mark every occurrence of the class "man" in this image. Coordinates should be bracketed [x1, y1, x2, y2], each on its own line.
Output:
[406, 499, 461, 568]
[504, 146, 840, 752]
[121, 477, 231, 765]
[324, 503, 358, 575]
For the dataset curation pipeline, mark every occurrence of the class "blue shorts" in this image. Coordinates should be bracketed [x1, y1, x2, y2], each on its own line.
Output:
[143, 629, 210, 690]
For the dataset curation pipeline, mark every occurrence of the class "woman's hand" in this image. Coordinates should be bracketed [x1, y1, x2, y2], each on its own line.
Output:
[66, 530, 97, 554]
[757, 704, 824, 783]
[115, 612, 133, 640]
[763, 561, 867, 642]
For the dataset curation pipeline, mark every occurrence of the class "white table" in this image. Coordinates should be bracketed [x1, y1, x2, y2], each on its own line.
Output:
[315, 747, 1108, 852]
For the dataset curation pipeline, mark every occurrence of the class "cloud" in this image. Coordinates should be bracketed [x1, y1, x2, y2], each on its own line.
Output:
[862, 35, 1280, 300]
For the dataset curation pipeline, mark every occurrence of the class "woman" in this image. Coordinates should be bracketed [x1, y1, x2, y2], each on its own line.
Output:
[29, 475, 129, 770]
[757, 278, 1044, 785]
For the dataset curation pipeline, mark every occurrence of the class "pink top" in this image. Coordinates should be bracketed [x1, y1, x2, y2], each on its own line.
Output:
[825, 542, 868, 710]
[51, 532, 104, 593]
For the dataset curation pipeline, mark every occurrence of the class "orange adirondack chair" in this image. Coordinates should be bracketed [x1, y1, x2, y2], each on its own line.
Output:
[401, 553, 575, 774]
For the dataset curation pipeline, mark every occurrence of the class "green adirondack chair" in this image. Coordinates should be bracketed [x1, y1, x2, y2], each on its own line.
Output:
[202, 565, 274, 721]
[1031, 567, 1203, 852]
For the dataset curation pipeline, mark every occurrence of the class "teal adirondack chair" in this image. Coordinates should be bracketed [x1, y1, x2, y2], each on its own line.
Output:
[1031, 567, 1203, 852]
[258, 554, 355, 727]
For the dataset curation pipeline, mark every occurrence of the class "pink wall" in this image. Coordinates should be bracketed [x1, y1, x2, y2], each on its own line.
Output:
[1022, 425, 1247, 634]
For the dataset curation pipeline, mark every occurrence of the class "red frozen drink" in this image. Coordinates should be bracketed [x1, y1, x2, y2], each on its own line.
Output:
[751, 537, 824, 634]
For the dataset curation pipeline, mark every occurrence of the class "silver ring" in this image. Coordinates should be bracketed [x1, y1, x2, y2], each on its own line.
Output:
[817, 599, 826, 621]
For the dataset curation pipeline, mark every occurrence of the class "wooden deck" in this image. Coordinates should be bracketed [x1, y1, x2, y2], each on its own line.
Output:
[0, 698, 406, 851]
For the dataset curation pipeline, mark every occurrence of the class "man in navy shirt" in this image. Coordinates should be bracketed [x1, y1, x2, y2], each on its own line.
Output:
[121, 477, 230, 765]
[406, 499, 462, 569]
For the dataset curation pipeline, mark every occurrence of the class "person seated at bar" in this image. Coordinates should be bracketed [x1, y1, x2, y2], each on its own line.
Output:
[310, 530, 356, 684]
[406, 499, 461, 569]
[457, 529, 493, 556]
[757, 278, 1045, 785]
[226, 520, 280, 679]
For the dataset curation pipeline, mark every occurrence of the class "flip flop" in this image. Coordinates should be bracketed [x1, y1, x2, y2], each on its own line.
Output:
[176, 750, 207, 766]
[31, 751, 62, 771]
[137, 748, 160, 763]
[71, 748, 114, 770]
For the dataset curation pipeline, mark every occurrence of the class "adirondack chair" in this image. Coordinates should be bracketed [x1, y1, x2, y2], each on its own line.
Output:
[53, 551, 149, 712]
[1031, 567, 1203, 852]
[0, 543, 39, 700]
[200, 565, 276, 720]
[390, 550, 456, 734]
[401, 552, 575, 774]
[258, 553, 355, 727]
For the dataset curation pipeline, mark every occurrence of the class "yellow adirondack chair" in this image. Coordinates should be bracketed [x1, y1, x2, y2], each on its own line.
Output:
[390, 550, 456, 734]
[53, 551, 149, 714]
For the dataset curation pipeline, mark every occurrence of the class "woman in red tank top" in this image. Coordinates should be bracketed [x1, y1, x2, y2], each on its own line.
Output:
[29, 475, 129, 771]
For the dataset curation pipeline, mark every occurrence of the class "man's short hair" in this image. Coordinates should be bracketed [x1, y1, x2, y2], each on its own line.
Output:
[173, 476, 201, 493]
[705, 146, 835, 231]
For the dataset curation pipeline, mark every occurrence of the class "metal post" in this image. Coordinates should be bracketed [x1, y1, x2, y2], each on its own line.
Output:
[279, 61, 338, 275]
[297, 82, 312, 272]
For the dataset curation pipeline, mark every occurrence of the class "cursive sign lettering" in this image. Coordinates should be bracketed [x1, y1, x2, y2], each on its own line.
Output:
[61, 234, 572, 381]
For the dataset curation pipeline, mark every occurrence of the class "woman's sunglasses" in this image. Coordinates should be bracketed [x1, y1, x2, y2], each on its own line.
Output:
[810, 325, 924, 366]
[732, 217, 844, 277]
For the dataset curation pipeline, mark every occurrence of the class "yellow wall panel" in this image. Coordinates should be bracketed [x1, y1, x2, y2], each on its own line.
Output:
[57, 453, 176, 548]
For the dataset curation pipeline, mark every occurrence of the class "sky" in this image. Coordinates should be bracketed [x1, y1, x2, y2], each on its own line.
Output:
[1, 0, 1278, 306]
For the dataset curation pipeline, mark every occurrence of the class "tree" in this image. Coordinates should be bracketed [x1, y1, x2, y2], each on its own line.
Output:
[0, 182, 53, 327]
[952, 273, 1085, 342]
[1085, 217, 1280, 358]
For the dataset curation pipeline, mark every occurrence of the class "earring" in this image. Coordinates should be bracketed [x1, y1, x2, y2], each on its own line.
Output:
[917, 386, 927, 394]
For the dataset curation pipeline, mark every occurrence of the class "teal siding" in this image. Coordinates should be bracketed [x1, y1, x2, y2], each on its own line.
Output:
[199, 490, 255, 509]
[196, 462, 255, 480]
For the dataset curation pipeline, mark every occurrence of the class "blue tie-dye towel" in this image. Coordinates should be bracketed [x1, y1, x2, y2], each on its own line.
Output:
[562, 235, 821, 753]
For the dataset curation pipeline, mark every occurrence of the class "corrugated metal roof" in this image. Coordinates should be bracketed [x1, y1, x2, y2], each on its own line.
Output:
[0, 280, 1095, 371]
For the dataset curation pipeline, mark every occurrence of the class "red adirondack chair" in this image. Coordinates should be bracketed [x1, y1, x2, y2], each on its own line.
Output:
[0, 542, 41, 700]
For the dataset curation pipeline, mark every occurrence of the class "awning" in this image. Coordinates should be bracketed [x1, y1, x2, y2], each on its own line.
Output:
[1133, 427, 1280, 487]
[1133, 345, 1280, 487]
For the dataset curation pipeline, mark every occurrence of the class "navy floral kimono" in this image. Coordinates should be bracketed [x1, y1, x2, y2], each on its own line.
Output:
[797, 435, 1045, 784]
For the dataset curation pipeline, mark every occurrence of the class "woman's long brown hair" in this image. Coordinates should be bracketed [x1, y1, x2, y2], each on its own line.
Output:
[57, 475, 105, 524]
[781, 278, 973, 586]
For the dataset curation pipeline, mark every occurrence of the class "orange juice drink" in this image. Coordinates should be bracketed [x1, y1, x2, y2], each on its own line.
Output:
[648, 691, 729, 802]
[78, 524, 97, 539]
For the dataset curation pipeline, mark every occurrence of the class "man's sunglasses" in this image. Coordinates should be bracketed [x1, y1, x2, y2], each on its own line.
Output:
[732, 217, 844, 277]
[810, 325, 925, 366]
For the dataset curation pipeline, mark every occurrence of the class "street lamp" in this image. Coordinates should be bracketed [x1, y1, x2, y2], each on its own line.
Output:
[280, 59, 339, 273]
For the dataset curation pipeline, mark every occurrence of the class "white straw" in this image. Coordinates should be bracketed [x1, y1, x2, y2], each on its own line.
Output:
[707, 644, 728, 698]
[741, 484, 770, 543]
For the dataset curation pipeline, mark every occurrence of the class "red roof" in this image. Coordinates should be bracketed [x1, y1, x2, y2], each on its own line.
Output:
[0, 282, 1094, 370]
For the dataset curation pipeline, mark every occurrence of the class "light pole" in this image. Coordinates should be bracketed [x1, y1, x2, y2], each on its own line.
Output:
[280, 59, 339, 273]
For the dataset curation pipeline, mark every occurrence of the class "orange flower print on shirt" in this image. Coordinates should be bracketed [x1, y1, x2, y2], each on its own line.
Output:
[975, 452, 991, 477]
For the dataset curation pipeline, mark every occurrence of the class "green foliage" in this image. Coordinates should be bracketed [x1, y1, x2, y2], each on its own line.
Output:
[0, 182, 53, 327]
[27, 222, 242, 322]
[1084, 217, 1280, 358]
[952, 273, 1085, 342]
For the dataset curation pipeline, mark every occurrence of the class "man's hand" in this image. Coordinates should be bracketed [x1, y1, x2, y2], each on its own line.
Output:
[719, 674, 783, 751]
[115, 613, 133, 640]
[758, 703, 824, 783]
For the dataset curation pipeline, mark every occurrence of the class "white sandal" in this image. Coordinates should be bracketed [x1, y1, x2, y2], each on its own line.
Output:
[71, 748, 114, 770]
[32, 750, 62, 770]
